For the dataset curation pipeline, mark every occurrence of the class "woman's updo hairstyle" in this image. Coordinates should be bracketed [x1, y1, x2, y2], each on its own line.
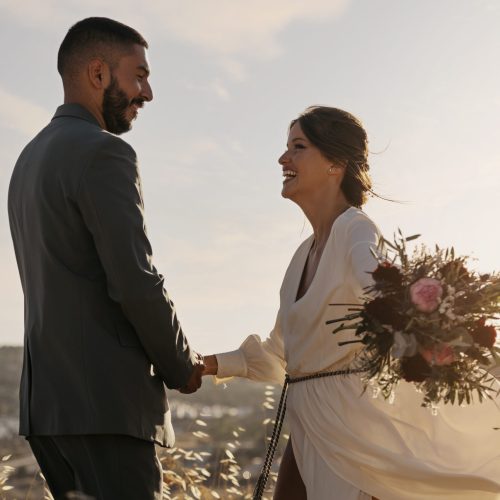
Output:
[291, 106, 372, 208]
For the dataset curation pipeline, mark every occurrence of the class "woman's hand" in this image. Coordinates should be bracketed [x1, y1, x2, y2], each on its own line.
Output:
[202, 354, 218, 376]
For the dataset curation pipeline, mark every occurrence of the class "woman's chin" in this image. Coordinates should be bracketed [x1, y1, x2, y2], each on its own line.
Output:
[281, 188, 299, 203]
[281, 187, 292, 199]
[281, 181, 296, 199]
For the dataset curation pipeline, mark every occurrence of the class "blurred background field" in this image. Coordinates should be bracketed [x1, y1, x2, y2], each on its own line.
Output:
[0, 346, 287, 499]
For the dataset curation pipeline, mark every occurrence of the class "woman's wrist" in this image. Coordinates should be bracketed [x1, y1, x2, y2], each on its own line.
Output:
[202, 354, 218, 376]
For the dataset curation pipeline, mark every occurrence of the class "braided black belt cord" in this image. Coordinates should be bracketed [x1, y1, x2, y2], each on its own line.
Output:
[252, 368, 364, 499]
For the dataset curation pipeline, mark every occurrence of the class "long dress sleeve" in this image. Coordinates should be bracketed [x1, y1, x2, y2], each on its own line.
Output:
[215, 310, 286, 384]
[346, 216, 382, 297]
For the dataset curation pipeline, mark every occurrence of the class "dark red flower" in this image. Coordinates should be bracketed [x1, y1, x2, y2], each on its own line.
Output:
[364, 297, 406, 330]
[472, 324, 497, 348]
[400, 353, 431, 382]
[420, 343, 455, 366]
[371, 262, 403, 287]
[476, 317, 486, 327]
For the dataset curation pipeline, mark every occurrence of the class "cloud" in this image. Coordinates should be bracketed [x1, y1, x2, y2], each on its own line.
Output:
[170, 137, 223, 166]
[185, 79, 231, 101]
[0, 0, 70, 27]
[0, 0, 349, 60]
[217, 59, 247, 82]
[0, 86, 52, 137]
[147, 0, 349, 59]
[152, 217, 301, 306]
[0, 0, 349, 96]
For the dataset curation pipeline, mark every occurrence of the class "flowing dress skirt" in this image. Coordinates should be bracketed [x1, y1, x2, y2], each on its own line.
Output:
[287, 375, 500, 500]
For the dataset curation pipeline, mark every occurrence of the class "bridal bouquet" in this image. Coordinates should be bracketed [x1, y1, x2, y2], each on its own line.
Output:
[328, 232, 500, 408]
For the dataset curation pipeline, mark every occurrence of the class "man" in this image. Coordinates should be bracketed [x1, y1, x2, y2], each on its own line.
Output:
[8, 17, 203, 500]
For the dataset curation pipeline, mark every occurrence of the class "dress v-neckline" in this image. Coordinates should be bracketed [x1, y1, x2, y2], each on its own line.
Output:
[294, 236, 319, 303]
[293, 207, 354, 304]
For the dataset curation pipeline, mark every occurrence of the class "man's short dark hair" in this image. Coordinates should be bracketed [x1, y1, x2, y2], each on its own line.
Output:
[57, 17, 148, 81]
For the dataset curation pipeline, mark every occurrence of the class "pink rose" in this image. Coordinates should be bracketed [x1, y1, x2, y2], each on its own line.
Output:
[420, 343, 455, 366]
[410, 278, 443, 313]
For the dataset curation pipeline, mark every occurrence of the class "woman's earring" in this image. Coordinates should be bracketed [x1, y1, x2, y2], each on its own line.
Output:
[328, 166, 336, 175]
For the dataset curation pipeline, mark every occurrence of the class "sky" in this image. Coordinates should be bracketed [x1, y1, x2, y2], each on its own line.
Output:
[0, 0, 499, 354]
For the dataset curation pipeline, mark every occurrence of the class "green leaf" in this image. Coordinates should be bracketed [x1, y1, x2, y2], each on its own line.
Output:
[405, 234, 421, 242]
[458, 391, 465, 405]
[332, 324, 358, 334]
[338, 339, 364, 346]
[383, 238, 398, 251]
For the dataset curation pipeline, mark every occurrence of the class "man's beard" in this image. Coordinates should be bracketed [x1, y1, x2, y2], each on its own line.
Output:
[102, 77, 143, 135]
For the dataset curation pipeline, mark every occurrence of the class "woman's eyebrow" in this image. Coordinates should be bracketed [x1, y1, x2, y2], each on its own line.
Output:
[287, 137, 306, 145]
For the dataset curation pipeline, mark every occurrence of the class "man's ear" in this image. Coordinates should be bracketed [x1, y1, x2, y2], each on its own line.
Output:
[88, 58, 111, 89]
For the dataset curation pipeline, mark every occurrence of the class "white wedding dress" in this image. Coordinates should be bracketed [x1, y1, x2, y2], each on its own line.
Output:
[216, 207, 500, 500]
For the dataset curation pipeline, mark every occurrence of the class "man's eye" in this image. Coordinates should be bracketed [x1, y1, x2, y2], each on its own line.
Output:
[294, 144, 305, 149]
[137, 75, 144, 81]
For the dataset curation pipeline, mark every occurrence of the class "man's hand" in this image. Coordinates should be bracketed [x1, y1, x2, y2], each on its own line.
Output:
[179, 354, 204, 394]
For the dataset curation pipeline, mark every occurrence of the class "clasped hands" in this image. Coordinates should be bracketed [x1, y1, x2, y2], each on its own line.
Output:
[178, 353, 218, 394]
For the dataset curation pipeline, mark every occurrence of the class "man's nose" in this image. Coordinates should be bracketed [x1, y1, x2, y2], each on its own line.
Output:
[142, 81, 153, 102]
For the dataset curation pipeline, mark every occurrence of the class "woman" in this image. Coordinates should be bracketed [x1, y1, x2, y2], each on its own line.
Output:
[202, 106, 500, 500]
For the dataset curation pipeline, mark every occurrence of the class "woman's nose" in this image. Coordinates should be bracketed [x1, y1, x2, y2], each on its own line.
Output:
[278, 151, 289, 165]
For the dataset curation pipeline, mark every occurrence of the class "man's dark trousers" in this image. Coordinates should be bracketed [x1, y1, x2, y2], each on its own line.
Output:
[28, 435, 162, 499]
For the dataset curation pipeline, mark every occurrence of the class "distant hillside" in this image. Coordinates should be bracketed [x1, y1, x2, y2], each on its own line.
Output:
[0, 346, 277, 418]
[0, 346, 22, 416]
[0, 347, 286, 499]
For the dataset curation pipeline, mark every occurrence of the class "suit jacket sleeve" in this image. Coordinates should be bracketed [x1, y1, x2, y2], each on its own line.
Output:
[77, 134, 196, 389]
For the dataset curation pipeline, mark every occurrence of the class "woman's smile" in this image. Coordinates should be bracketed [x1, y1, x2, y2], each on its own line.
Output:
[282, 170, 297, 183]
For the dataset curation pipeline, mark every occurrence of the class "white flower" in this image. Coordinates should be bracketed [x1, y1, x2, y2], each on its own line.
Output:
[445, 309, 457, 321]
[392, 331, 418, 359]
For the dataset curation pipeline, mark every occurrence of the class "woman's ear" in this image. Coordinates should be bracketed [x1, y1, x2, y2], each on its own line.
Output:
[327, 161, 347, 176]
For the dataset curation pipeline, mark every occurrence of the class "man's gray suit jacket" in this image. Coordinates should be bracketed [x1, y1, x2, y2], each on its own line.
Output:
[8, 103, 196, 447]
